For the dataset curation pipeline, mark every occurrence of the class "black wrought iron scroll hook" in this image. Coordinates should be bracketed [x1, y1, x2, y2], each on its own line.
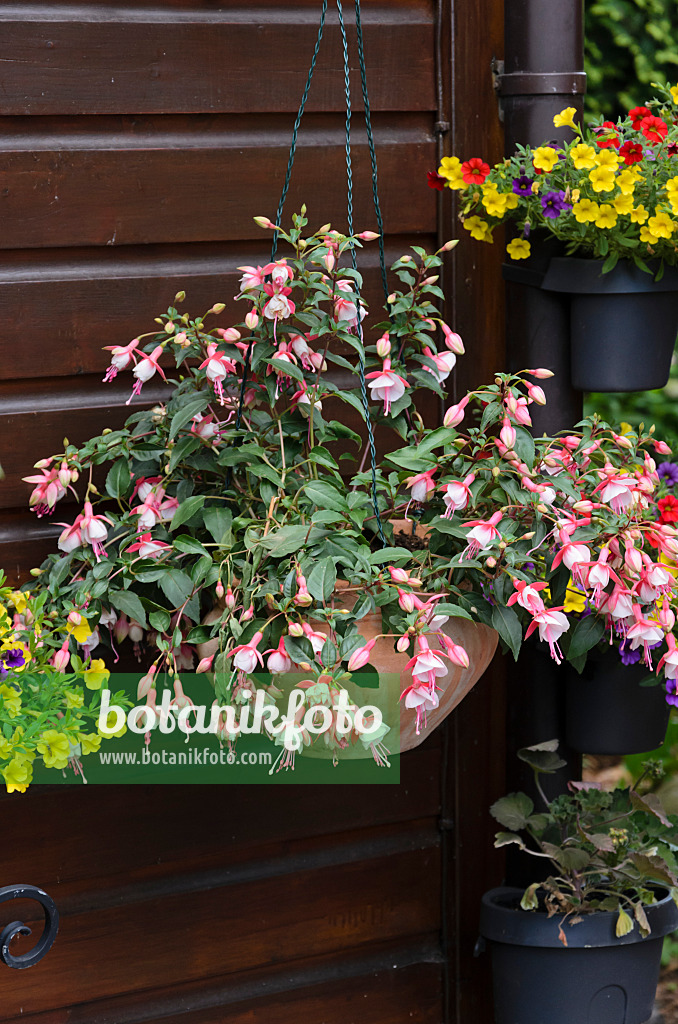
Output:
[0, 884, 59, 969]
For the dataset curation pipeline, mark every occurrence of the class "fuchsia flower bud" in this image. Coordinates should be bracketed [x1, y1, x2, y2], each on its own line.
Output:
[53, 639, 71, 673]
[398, 588, 415, 613]
[137, 665, 157, 700]
[500, 417, 516, 449]
[396, 635, 411, 653]
[217, 327, 242, 343]
[357, 230, 380, 241]
[225, 587, 236, 610]
[526, 383, 546, 405]
[376, 332, 391, 358]
[288, 622, 304, 637]
[245, 309, 259, 330]
[347, 637, 377, 672]
[441, 324, 465, 354]
[241, 604, 254, 622]
[526, 368, 554, 379]
[196, 655, 215, 674]
[388, 566, 410, 584]
[655, 439, 672, 455]
[443, 395, 470, 429]
[215, 580, 225, 599]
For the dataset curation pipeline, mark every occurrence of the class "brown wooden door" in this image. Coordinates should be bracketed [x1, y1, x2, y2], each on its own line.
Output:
[0, 3, 506, 1022]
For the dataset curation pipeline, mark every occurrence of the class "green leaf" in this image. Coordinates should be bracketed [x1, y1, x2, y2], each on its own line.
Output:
[629, 790, 672, 827]
[491, 604, 522, 661]
[169, 393, 210, 440]
[512, 427, 535, 469]
[109, 589, 148, 628]
[520, 883, 540, 911]
[172, 535, 209, 556]
[340, 633, 367, 660]
[616, 907, 633, 938]
[149, 609, 171, 633]
[170, 495, 206, 531]
[567, 615, 605, 660]
[304, 481, 348, 513]
[307, 558, 337, 603]
[490, 792, 534, 830]
[158, 569, 195, 608]
[368, 546, 413, 565]
[267, 357, 304, 383]
[283, 635, 315, 664]
[517, 742, 568, 774]
[308, 446, 340, 471]
[105, 459, 131, 499]
[203, 507, 233, 546]
[320, 638, 338, 668]
[169, 435, 201, 472]
[494, 831, 526, 850]
[259, 525, 329, 557]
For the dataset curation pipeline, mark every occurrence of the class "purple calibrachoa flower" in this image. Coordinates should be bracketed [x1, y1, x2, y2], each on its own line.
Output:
[2, 649, 26, 669]
[619, 640, 641, 666]
[512, 175, 533, 196]
[540, 191, 571, 219]
[658, 462, 678, 487]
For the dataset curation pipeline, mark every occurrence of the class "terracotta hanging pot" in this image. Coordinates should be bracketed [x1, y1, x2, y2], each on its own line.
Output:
[304, 579, 498, 755]
[198, 579, 497, 756]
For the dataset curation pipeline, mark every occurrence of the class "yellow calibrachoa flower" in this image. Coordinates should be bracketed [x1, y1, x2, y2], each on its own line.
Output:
[564, 583, 587, 614]
[36, 729, 71, 769]
[463, 216, 491, 241]
[531, 180, 541, 193]
[482, 190, 508, 216]
[640, 225, 657, 244]
[83, 658, 110, 691]
[0, 683, 22, 718]
[594, 149, 620, 171]
[438, 156, 465, 190]
[78, 732, 101, 755]
[572, 198, 600, 223]
[503, 192, 519, 210]
[98, 711, 127, 739]
[66, 614, 92, 645]
[666, 175, 678, 192]
[553, 106, 577, 129]
[671, 85, 678, 104]
[588, 166, 616, 193]
[532, 146, 559, 172]
[569, 143, 596, 169]
[647, 211, 675, 238]
[616, 168, 642, 195]
[3, 757, 32, 794]
[438, 156, 461, 179]
[612, 193, 634, 215]
[571, 188, 580, 202]
[630, 205, 649, 224]
[595, 204, 618, 229]
[506, 238, 531, 260]
[65, 688, 84, 709]
[8, 591, 28, 614]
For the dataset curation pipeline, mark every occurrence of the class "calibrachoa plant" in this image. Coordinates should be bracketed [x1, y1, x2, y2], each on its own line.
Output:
[16, 211, 678, 766]
[429, 82, 678, 273]
[0, 577, 128, 792]
[492, 742, 678, 938]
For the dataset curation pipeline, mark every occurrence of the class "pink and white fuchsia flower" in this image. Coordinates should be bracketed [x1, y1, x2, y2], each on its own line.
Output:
[230, 632, 265, 673]
[126, 345, 167, 405]
[366, 358, 409, 415]
[198, 343, 237, 405]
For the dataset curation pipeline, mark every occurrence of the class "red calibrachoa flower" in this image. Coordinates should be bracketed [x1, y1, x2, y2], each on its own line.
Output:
[619, 141, 644, 165]
[629, 106, 652, 129]
[594, 121, 620, 149]
[427, 170, 447, 191]
[658, 495, 678, 524]
[461, 157, 490, 184]
[641, 115, 668, 144]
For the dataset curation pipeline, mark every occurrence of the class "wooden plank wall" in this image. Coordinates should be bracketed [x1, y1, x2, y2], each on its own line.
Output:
[0, 2, 508, 1023]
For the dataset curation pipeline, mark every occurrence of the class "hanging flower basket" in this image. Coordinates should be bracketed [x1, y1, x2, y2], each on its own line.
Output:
[565, 644, 670, 755]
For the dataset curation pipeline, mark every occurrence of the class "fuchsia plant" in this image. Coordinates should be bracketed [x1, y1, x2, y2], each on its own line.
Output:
[17, 210, 678, 766]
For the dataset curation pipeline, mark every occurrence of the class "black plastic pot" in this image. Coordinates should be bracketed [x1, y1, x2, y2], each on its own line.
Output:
[504, 257, 678, 392]
[479, 886, 678, 1024]
[565, 647, 670, 756]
